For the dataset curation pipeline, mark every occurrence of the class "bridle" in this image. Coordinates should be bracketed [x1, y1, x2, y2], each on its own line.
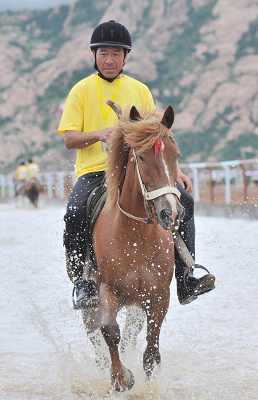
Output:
[117, 149, 181, 224]
[106, 99, 181, 225]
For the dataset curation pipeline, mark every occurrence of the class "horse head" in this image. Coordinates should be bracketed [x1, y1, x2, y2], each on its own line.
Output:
[129, 105, 185, 230]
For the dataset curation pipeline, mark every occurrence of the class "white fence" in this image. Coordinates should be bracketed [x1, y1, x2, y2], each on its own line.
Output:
[1, 158, 258, 204]
[0, 171, 76, 200]
[180, 158, 258, 204]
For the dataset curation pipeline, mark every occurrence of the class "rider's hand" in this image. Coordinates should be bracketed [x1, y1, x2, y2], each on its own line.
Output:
[101, 127, 113, 144]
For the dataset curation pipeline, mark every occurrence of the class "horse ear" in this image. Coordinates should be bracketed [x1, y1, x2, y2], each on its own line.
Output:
[130, 106, 142, 121]
[161, 105, 174, 129]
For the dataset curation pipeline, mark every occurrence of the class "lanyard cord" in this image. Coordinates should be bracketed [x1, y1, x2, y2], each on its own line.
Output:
[97, 74, 122, 127]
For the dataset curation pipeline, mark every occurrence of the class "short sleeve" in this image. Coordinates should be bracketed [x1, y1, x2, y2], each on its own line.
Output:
[58, 85, 84, 135]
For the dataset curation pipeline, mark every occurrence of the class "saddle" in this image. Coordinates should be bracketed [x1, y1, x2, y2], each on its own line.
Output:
[84, 181, 107, 276]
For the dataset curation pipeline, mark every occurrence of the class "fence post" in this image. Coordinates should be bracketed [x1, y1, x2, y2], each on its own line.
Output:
[0, 174, 6, 198]
[208, 167, 215, 203]
[57, 172, 65, 199]
[8, 177, 15, 197]
[190, 166, 200, 202]
[222, 164, 231, 204]
[46, 173, 53, 198]
[240, 164, 248, 203]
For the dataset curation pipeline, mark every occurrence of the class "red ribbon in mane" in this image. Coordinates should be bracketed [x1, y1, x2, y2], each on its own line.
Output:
[155, 139, 163, 156]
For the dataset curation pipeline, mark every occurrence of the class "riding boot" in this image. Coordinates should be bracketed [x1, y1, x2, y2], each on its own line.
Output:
[174, 218, 215, 305]
[64, 232, 98, 309]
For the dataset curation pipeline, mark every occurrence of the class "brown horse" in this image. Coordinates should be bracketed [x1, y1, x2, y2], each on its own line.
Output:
[16, 180, 41, 207]
[27, 179, 41, 207]
[92, 105, 184, 391]
[26, 180, 41, 207]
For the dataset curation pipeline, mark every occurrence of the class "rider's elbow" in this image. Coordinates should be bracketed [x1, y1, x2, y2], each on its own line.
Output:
[64, 132, 74, 149]
[64, 139, 72, 149]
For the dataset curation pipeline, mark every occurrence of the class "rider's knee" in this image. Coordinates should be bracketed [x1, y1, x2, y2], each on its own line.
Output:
[178, 187, 194, 220]
[184, 194, 194, 220]
[64, 201, 85, 227]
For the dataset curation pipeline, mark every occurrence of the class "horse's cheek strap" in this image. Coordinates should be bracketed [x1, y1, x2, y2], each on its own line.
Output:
[132, 149, 181, 201]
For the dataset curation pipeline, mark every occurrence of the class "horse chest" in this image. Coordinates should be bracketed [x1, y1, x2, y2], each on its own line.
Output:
[101, 246, 174, 294]
[99, 228, 174, 267]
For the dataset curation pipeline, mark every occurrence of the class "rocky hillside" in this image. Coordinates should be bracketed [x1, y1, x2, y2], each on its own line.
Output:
[0, 0, 257, 174]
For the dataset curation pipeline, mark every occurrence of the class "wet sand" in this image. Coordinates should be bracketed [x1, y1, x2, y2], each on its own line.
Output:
[0, 202, 257, 399]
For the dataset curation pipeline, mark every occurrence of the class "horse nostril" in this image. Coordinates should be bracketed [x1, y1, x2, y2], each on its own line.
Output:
[160, 209, 172, 221]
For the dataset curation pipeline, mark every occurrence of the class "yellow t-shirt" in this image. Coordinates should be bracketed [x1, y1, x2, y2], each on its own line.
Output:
[27, 162, 39, 178]
[58, 74, 155, 179]
[17, 165, 28, 181]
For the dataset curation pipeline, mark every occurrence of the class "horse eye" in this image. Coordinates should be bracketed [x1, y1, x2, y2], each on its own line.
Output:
[139, 155, 145, 163]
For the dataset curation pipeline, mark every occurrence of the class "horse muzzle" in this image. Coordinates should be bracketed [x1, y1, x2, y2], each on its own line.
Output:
[155, 198, 185, 230]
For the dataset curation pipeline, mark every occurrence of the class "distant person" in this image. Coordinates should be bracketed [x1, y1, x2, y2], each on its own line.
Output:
[58, 20, 215, 309]
[27, 159, 39, 179]
[15, 161, 28, 196]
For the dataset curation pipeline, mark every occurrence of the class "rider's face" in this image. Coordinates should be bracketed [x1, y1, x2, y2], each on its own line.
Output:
[94, 46, 127, 79]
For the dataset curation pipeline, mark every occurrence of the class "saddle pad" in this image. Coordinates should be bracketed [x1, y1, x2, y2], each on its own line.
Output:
[85, 183, 107, 268]
[87, 183, 107, 237]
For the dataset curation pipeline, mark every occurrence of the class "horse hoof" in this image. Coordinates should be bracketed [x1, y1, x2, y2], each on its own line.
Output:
[145, 369, 152, 378]
[113, 369, 135, 392]
[126, 369, 135, 391]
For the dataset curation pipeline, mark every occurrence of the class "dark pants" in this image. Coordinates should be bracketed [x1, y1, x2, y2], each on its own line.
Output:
[176, 184, 195, 258]
[175, 184, 195, 291]
[64, 171, 105, 278]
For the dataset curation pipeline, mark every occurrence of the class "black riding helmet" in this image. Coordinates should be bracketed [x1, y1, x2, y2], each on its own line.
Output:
[90, 20, 131, 51]
[90, 20, 131, 82]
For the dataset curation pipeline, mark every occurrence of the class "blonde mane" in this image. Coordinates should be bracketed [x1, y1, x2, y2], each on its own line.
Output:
[105, 106, 176, 211]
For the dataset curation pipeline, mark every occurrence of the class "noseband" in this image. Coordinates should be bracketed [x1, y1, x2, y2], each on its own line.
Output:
[117, 149, 181, 224]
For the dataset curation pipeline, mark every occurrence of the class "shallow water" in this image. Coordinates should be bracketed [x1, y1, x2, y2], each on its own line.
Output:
[0, 201, 257, 399]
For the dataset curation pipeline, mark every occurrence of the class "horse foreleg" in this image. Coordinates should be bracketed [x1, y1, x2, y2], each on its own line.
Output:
[143, 318, 161, 377]
[99, 283, 135, 391]
[143, 293, 170, 377]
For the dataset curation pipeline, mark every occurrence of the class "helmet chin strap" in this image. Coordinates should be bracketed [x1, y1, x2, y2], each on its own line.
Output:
[97, 69, 123, 83]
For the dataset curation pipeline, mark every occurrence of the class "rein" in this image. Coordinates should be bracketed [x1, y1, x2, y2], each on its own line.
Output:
[117, 190, 154, 224]
[116, 149, 181, 224]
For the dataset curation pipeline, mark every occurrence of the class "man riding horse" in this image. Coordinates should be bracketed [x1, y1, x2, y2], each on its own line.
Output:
[15, 161, 28, 196]
[58, 20, 215, 310]
[27, 159, 39, 180]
